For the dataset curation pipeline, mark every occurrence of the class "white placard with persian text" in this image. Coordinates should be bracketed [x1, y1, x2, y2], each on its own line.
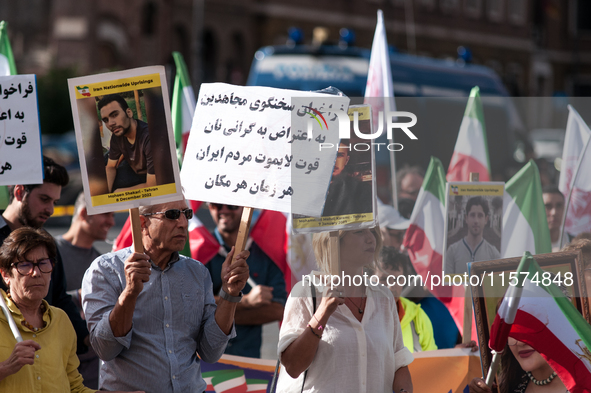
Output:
[0, 75, 43, 186]
[181, 83, 349, 216]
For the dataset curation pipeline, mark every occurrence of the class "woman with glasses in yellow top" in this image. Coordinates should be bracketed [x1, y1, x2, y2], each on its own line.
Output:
[0, 227, 141, 393]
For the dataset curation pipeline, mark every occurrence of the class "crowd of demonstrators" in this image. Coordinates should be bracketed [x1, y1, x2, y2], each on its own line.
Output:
[205, 202, 287, 358]
[0, 227, 139, 393]
[2, 148, 591, 393]
[0, 156, 90, 355]
[56, 192, 115, 389]
[277, 228, 414, 392]
[81, 199, 249, 392]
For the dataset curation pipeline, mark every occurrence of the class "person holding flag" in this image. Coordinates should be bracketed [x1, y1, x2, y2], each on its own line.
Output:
[469, 342, 568, 393]
[470, 252, 591, 393]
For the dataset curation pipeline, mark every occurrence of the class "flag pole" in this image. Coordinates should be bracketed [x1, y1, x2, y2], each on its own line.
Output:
[0, 294, 23, 342]
[559, 130, 591, 247]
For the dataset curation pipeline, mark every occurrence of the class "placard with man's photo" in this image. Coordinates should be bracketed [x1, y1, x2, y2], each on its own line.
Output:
[442, 182, 505, 275]
[68, 66, 183, 214]
[291, 104, 377, 233]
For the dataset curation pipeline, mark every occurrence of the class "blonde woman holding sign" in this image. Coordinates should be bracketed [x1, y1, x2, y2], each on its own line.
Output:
[277, 227, 413, 392]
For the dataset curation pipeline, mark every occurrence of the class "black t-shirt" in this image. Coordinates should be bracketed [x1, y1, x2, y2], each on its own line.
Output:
[108, 119, 154, 175]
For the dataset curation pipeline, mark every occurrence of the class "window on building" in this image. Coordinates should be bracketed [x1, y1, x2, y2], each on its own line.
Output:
[464, 0, 482, 18]
[508, 0, 526, 25]
[440, 0, 460, 13]
[421, 0, 436, 10]
[487, 0, 504, 22]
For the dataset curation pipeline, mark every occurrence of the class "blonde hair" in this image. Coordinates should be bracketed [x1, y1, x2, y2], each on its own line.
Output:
[312, 226, 383, 274]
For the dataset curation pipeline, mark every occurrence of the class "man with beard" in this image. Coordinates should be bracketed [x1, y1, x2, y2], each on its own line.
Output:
[204, 203, 287, 358]
[444, 196, 500, 275]
[99, 94, 156, 193]
[0, 156, 90, 354]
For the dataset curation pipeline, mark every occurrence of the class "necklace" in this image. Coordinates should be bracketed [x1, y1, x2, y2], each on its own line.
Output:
[346, 297, 365, 314]
[6, 292, 47, 332]
[526, 371, 557, 386]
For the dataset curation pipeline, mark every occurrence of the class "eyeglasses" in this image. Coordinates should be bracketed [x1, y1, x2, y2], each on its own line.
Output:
[508, 337, 519, 346]
[11, 258, 55, 276]
[209, 204, 240, 211]
[142, 208, 193, 220]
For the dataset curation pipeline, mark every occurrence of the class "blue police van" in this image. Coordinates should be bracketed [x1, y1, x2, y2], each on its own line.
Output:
[247, 44, 527, 181]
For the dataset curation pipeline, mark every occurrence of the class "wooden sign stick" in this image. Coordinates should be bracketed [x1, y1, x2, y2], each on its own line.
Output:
[462, 172, 480, 343]
[234, 207, 254, 261]
[328, 231, 341, 277]
[129, 208, 144, 254]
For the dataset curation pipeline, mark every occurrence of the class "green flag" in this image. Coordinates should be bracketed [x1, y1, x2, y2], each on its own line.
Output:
[0, 21, 17, 209]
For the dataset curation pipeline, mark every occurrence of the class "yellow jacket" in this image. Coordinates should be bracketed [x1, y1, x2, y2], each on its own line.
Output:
[0, 289, 95, 393]
[399, 297, 438, 353]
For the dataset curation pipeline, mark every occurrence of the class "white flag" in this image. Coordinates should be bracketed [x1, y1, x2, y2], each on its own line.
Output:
[558, 105, 591, 236]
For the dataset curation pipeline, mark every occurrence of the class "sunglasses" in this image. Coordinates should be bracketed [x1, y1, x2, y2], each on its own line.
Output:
[142, 208, 193, 220]
[209, 203, 240, 211]
[12, 258, 55, 276]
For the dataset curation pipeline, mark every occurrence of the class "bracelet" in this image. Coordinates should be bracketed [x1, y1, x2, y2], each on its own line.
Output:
[312, 315, 323, 331]
[307, 324, 322, 338]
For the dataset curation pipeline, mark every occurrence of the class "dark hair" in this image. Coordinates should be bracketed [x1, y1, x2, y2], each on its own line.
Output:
[542, 185, 564, 200]
[8, 156, 69, 203]
[465, 196, 489, 216]
[498, 343, 525, 393]
[377, 246, 410, 274]
[0, 227, 57, 277]
[97, 94, 129, 113]
[396, 165, 425, 193]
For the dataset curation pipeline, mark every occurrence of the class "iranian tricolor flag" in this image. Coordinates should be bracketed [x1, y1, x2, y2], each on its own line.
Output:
[245, 379, 268, 392]
[490, 252, 591, 393]
[402, 156, 446, 285]
[171, 51, 196, 164]
[211, 369, 247, 393]
[447, 86, 491, 182]
[0, 21, 16, 210]
[558, 105, 591, 236]
[501, 160, 552, 258]
[403, 157, 476, 338]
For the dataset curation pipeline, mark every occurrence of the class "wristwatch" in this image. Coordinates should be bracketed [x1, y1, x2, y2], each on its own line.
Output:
[218, 288, 243, 303]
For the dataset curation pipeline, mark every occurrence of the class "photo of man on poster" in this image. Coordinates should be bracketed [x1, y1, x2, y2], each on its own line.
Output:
[444, 195, 502, 275]
[99, 93, 156, 193]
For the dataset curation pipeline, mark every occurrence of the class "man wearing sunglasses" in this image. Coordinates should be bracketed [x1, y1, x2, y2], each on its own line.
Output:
[205, 203, 287, 358]
[82, 200, 250, 393]
[0, 156, 90, 356]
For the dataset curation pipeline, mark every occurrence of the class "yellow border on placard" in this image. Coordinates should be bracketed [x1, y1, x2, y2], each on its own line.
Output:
[74, 73, 161, 99]
[448, 184, 504, 197]
[293, 213, 374, 229]
[91, 183, 177, 207]
[348, 105, 370, 121]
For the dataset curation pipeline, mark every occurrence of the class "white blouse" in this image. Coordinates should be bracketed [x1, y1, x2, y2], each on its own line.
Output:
[277, 282, 414, 393]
